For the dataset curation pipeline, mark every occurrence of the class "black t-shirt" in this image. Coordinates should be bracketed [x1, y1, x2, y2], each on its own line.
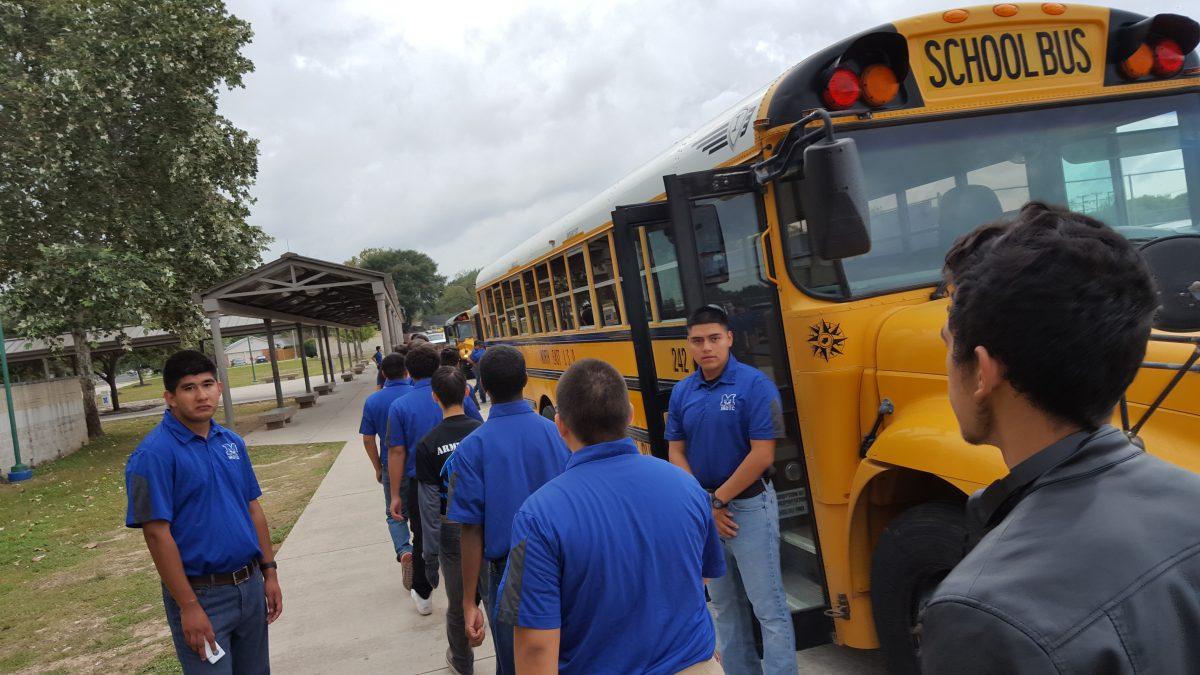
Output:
[414, 414, 482, 514]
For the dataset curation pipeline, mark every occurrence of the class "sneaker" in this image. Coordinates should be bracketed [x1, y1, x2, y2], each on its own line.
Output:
[412, 589, 433, 616]
[400, 551, 413, 590]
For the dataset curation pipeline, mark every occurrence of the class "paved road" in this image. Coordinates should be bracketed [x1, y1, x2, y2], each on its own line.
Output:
[259, 373, 885, 674]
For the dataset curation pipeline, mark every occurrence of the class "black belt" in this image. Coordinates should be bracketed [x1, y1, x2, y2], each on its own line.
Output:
[488, 556, 508, 575]
[711, 475, 772, 501]
[188, 560, 258, 587]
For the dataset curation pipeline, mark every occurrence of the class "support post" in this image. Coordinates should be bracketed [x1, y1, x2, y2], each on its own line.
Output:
[209, 311, 235, 429]
[336, 328, 346, 375]
[322, 327, 335, 381]
[265, 319, 284, 409]
[316, 326, 329, 383]
[1, 316, 31, 482]
[376, 294, 392, 351]
[296, 324, 312, 393]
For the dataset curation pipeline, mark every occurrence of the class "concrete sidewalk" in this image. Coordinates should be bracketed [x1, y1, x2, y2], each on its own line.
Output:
[262, 374, 497, 674]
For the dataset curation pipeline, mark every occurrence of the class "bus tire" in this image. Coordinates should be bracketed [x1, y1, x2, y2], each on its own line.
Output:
[540, 403, 556, 421]
[869, 501, 968, 675]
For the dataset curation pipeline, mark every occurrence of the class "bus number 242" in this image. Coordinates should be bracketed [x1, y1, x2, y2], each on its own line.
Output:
[539, 348, 577, 368]
[671, 347, 692, 374]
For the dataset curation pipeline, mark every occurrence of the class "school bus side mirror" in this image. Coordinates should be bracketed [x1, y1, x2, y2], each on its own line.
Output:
[801, 137, 871, 261]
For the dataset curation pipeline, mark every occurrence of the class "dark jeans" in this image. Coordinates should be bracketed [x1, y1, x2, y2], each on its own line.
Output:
[441, 521, 474, 674]
[163, 569, 269, 674]
[403, 476, 433, 599]
[482, 557, 515, 675]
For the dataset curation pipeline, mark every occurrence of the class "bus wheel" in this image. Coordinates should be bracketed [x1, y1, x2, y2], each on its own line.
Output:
[869, 501, 967, 675]
[540, 403, 556, 421]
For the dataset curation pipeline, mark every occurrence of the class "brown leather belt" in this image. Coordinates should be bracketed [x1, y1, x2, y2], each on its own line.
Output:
[187, 561, 258, 587]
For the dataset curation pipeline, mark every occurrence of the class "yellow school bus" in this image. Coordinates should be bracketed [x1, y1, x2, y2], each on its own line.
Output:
[445, 306, 481, 361]
[474, 5, 1200, 669]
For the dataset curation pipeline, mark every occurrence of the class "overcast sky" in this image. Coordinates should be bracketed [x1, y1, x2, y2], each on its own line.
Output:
[218, 0, 1186, 279]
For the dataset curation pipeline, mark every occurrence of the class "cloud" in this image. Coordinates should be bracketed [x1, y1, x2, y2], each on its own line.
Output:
[219, 0, 1185, 278]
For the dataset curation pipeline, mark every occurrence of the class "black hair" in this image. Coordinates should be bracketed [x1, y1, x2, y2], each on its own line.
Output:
[440, 346, 461, 367]
[944, 201, 1157, 430]
[381, 353, 407, 380]
[556, 359, 631, 445]
[163, 350, 218, 392]
[687, 304, 729, 330]
[478, 345, 527, 403]
[392, 344, 406, 354]
[375, 346, 382, 351]
[431, 366, 467, 409]
[405, 343, 441, 380]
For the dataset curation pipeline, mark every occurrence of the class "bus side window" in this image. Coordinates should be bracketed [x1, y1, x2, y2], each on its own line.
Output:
[588, 235, 622, 327]
[692, 204, 729, 284]
[522, 269, 542, 333]
[509, 278, 528, 335]
[536, 263, 558, 333]
[567, 247, 595, 329]
[550, 255, 575, 331]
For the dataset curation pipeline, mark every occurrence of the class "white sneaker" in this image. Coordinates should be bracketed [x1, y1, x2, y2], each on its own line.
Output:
[411, 589, 433, 616]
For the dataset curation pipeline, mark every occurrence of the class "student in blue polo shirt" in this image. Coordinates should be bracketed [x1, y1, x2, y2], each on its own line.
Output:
[499, 359, 725, 674]
[359, 351, 414, 572]
[468, 343, 486, 404]
[666, 305, 796, 675]
[447, 345, 568, 675]
[125, 350, 282, 673]
[387, 343, 482, 615]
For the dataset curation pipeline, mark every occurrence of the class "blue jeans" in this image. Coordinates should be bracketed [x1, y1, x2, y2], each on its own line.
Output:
[482, 559, 515, 675]
[708, 485, 797, 675]
[382, 472, 412, 557]
[163, 569, 269, 674]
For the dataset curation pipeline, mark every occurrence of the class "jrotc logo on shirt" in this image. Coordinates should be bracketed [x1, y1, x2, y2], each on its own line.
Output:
[223, 443, 240, 460]
[720, 393, 737, 412]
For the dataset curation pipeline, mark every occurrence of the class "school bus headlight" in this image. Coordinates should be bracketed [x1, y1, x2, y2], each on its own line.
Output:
[860, 64, 900, 107]
[822, 67, 861, 110]
[1152, 39, 1186, 77]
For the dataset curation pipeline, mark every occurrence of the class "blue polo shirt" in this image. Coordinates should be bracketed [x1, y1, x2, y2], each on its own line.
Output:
[446, 400, 569, 560]
[373, 350, 383, 365]
[386, 379, 482, 477]
[469, 347, 484, 364]
[359, 378, 413, 467]
[497, 438, 724, 674]
[124, 412, 263, 576]
[664, 355, 784, 490]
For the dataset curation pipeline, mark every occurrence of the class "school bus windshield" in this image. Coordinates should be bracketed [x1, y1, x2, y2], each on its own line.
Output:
[783, 93, 1200, 297]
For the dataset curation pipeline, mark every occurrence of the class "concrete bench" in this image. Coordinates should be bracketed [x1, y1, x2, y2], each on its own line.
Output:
[341, 373, 354, 382]
[285, 374, 298, 381]
[353, 366, 364, 375]
[260, 406, 296, 430]
[296, 393, 318, 409]
[314, 383, 335, 396]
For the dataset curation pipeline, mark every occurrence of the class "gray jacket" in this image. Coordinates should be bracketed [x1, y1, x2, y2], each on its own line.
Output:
[921, 426, 1200, 674]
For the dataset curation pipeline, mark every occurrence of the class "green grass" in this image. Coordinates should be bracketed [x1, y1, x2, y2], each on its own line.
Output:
[105, 357, 340, 405]
[0, 406, 342, 673]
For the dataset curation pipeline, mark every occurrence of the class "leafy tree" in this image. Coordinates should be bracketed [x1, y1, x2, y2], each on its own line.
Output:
[349, 248, 446, 321]
[0, 1, 267, 437]
[435, 267, 480, 314]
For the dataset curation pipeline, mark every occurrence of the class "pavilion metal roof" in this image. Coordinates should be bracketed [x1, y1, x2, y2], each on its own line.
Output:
[196, 252, 403, 328]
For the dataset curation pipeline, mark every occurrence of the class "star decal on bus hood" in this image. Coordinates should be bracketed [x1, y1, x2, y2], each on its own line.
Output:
[808, 319, 847, 362]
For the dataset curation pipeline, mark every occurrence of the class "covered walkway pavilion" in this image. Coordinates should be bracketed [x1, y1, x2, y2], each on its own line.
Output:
[197, 253, 404, 427]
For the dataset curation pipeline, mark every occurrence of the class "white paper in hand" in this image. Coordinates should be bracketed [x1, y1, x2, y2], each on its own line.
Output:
[204, 640, 226, 664]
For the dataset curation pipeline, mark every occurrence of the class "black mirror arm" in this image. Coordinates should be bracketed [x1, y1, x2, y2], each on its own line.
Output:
[752, 109, 835, 185]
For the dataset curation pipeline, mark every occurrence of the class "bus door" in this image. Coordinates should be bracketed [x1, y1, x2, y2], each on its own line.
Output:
[664, 167, 831, 650]
[611, 201, 674, 459]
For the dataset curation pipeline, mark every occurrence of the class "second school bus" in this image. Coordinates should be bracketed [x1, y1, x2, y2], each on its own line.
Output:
[473, 4, 1200, 670]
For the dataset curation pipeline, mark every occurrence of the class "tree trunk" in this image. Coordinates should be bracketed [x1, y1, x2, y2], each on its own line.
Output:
[95, 352, 122, 412]
[136, 368, 145, 386]
[73, 330, 103, 438]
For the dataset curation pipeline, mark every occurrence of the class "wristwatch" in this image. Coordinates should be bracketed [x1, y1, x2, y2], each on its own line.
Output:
[711, 495, 729, 510]
[260, 560, 278, 571]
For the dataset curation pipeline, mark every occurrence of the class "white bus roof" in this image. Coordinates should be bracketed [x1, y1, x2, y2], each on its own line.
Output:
[477, 84, 770, 287]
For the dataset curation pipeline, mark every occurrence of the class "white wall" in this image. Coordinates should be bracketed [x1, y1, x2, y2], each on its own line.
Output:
[0, 378, 89, 472]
